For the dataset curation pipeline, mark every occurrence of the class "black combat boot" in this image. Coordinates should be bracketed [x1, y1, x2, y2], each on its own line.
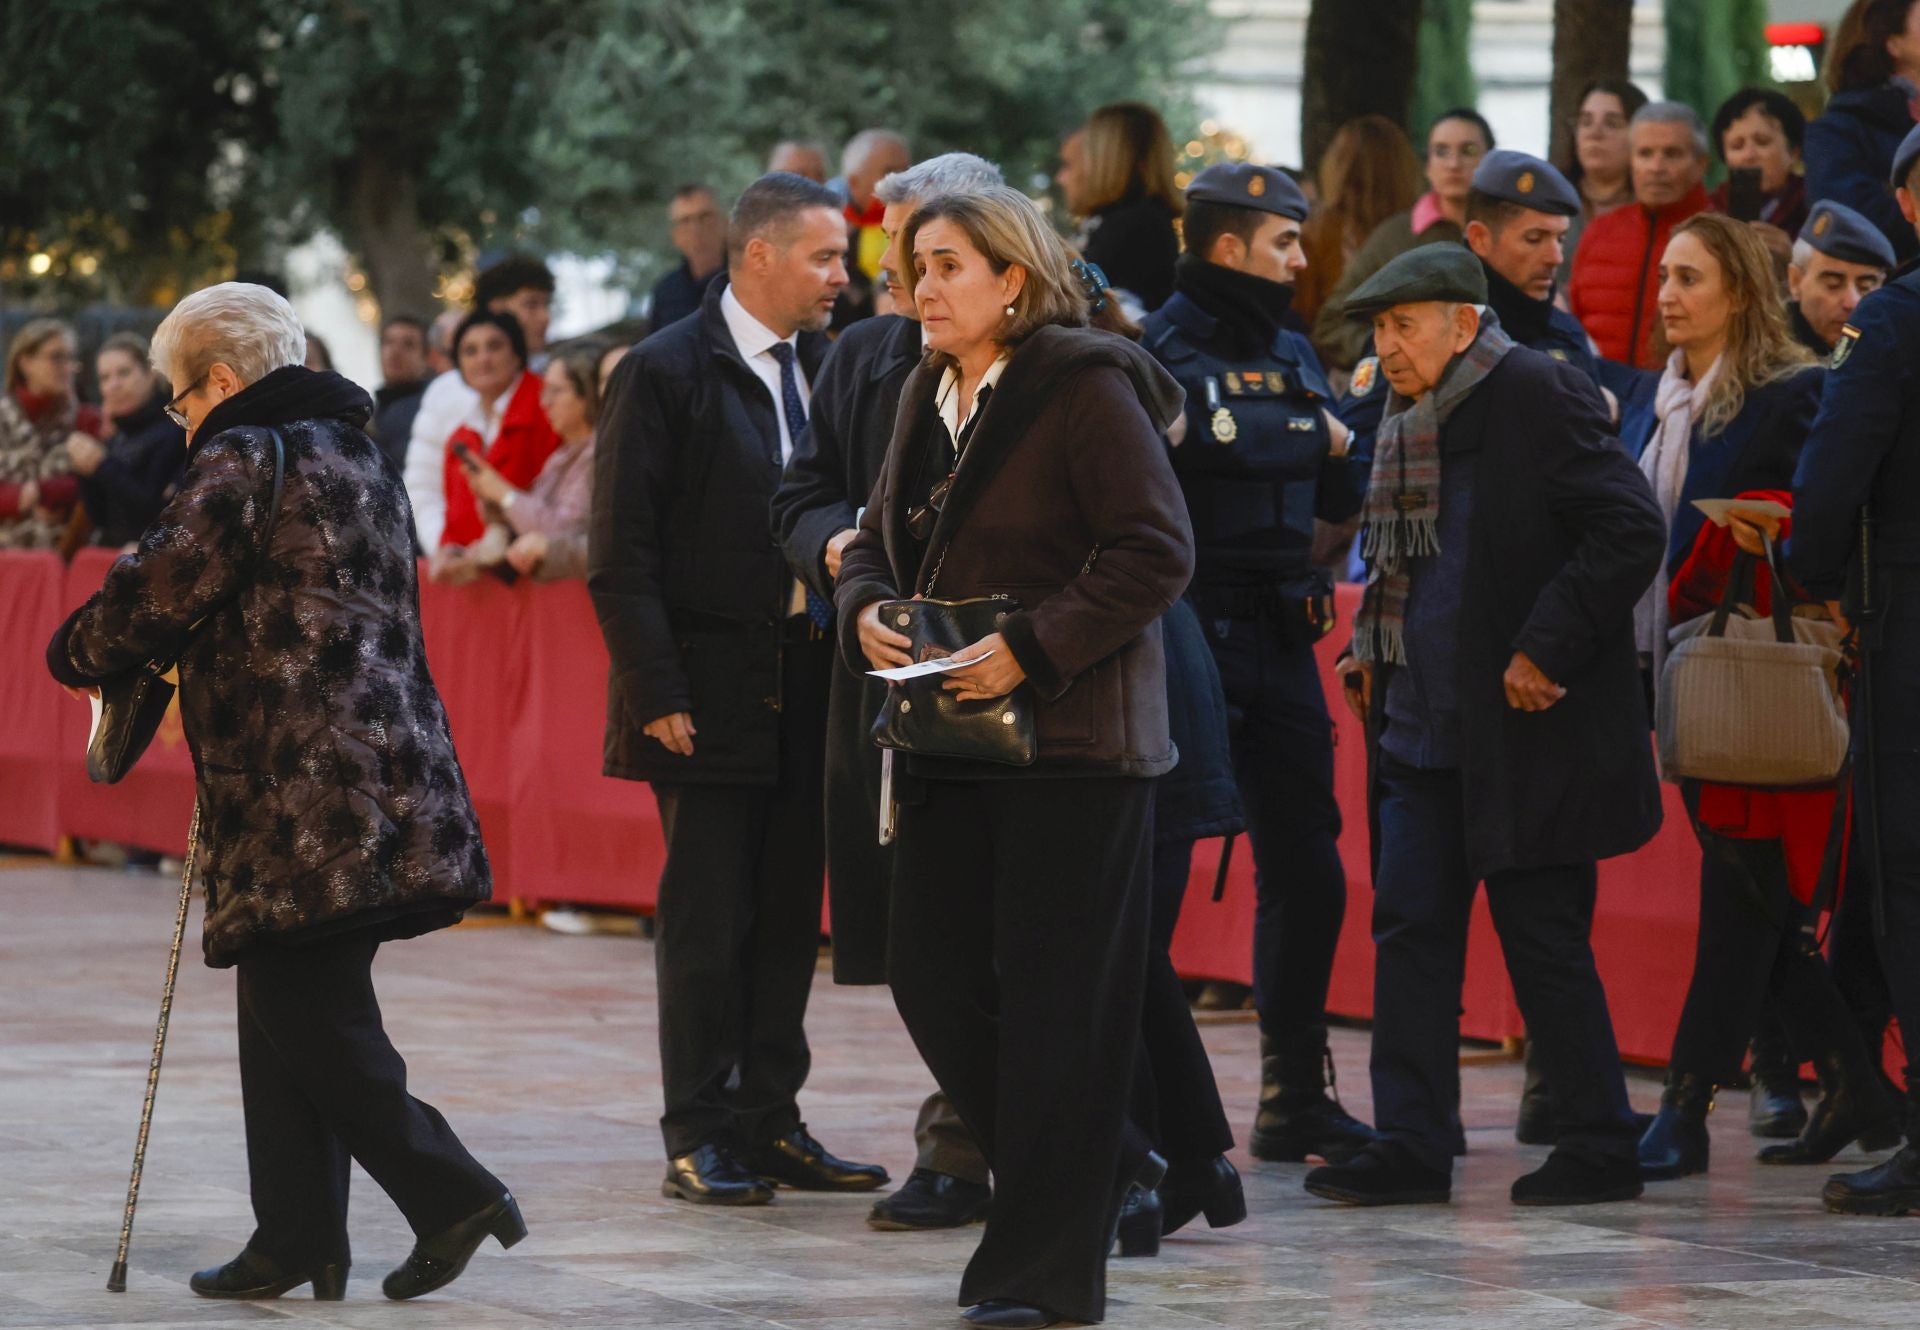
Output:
[1248, 1026, 1376, 1165]
[1746, 1025, 1809, 1140]
[1760, 1044, 1903, 1165]
[1637, 1072, 1714, 1180]
[1822, 1070, 1920, 1215]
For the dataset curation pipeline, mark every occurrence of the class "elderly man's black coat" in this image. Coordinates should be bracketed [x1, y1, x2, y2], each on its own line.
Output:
[48, 367, 491, 967]
[1364, 347, 1666, 879]
[590, 277, 829, 785]
[770, 312, 919, 984]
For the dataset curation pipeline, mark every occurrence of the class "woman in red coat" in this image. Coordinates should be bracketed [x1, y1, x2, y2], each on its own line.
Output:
[426, 309, 559, 583]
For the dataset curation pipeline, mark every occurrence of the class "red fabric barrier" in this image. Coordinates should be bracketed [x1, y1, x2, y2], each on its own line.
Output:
[28, 565, 1709, 1063]
[0, 551, 70, 851]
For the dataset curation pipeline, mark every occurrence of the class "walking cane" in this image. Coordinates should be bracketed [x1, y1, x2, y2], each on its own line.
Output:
[106, 803, 201, 1293]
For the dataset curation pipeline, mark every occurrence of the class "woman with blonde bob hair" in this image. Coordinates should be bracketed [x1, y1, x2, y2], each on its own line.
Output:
[1630, 213, 1900, 1184]
[1056, 102, 1184, 311]
[836, 184, 1195, 1328]
[48, 281, 523, 1304]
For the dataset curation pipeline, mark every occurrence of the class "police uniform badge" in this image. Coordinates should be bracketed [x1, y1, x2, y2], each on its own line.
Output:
[1211, 407, 1239, 443]
[1349, 356, 1380, 397]
[1832, 323, 1861, 368]
[1517, 171, 1535, 195]
[1814, 210, 1832, 238]
[1248, 174, 1266, 198]
[1548, 348, 1568, 361]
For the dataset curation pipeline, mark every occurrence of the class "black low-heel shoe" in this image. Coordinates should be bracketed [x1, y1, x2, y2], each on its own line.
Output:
[961, 1299, 1057, 1328]
[1107, 1150, 1167, 1258]
[190, 1248, 347, 1300]
[1160, 1155, 1246, 1237]
[382, 1192, 525, 1301]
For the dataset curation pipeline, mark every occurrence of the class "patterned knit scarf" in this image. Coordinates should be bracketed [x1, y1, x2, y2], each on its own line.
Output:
[1354, 318, 1515, 664]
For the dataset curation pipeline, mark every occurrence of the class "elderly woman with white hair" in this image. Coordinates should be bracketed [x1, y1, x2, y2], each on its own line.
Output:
[46, 283, 523, 1304]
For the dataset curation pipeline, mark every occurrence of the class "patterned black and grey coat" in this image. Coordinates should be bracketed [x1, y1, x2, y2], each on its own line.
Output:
[46, 366, 491, 967]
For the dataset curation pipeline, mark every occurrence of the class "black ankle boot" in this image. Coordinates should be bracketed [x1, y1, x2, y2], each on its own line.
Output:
[191, 1248, 347, 1300]
[1638, 1073, 1713, 1180]
[1746, 1027, 1809, 1140]
[1825, 1143, 1920, 1214]
[1759, 1045, 1903, 1165]
[1248, 1027, 1377, 1164]
[1159, 1155, 1246, 1236]
[1109, 1152, 1166, 1258]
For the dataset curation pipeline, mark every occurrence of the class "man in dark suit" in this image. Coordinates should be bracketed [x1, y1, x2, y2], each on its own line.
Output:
[592, 173, 887, 1205]
[1305, 246, 1665, 1208]
[772, 152, 1003, 1232]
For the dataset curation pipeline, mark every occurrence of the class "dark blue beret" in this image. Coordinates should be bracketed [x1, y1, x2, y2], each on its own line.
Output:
[1345, 243, 1487, 320]
[1186, 163, 1308, 221]
[1470, 150, 1580, 217]
[1893, 121, 1920, 188]
[1800, 200, 1896, 270]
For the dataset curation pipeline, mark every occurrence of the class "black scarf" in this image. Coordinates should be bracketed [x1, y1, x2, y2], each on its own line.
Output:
[1173, 253, 1295, 356]
[192, 366, 373, 461]
[1479, 260, 1554, 347]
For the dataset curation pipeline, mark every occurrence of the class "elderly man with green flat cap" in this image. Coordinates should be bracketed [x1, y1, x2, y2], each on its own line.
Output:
[1305, 244, 1667, 1209]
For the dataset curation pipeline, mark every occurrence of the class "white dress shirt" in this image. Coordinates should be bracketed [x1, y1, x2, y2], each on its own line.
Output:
[720, 285, 808, 463]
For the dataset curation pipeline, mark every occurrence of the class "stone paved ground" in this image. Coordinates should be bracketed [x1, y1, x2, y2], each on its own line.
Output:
[5, 861, 1920, 1329]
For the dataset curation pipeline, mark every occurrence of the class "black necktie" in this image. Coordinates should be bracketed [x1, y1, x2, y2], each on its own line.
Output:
[768, 343, 833, 628]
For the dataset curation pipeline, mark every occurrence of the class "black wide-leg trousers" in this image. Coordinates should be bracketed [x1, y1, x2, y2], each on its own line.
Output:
[235, 935, 504, 1267]
[888, 775, 1153, 1325]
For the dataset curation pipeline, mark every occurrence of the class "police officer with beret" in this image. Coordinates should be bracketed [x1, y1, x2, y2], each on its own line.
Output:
[1789, 200, 1894, 357]
[1792, 121, 1920, 1217]
[1142, 162, 1376, 1167]
[1342, 153, 1612, 483]
[1304, 243, 1661, 1209]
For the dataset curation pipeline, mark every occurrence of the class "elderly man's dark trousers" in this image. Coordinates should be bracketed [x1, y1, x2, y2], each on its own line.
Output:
[1368, 754, 1640, 1172]
[1859, 601, 1920, 1093]
[888, 776, 1153, 1326]
[651, 632, 831, 1158]
[235, 936, 504, 1267]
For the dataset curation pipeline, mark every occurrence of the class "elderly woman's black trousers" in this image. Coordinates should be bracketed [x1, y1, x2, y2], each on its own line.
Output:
[235, 936, 506, 1267]
[888, 775, 1154, 1326]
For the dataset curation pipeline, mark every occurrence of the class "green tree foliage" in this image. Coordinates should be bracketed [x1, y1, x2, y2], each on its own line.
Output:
[1410, 0, 1479, 142]
[4, 0, 1218, 315]
[1663, 0, 1772, 154]
[0, 0, 276, 304]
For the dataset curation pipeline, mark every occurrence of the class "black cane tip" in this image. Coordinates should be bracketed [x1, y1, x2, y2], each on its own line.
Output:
[107, 1260, 128, 1292]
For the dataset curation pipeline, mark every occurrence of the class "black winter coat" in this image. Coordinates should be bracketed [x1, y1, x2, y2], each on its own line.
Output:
[1364, 348, 1666, 879]
[48, 367, 491, 966]
[1805, 83, 1920, 267]
[590, 276, 829, 785]
[1154, 596, 1244, 844]
[770, 312, 919, 984]
[78, 391, 186, 547]
[837, 325, 1195, 779]
[1079, 191, 1180, 313]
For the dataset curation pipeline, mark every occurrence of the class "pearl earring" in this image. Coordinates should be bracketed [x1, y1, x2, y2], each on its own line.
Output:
[1004, 304, 1016, 317]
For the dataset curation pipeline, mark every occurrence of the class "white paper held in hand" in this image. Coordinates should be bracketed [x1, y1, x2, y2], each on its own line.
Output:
[867, 649, 995, 682]
[88, 690, 105, 752]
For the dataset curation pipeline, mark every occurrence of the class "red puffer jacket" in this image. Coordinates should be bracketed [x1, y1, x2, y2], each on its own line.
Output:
[1568, 184, 1709, 369]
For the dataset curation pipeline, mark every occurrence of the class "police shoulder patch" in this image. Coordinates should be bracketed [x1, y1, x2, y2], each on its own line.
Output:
[1832, 324, 1861, 369]
[1350, 356, 1380, 397]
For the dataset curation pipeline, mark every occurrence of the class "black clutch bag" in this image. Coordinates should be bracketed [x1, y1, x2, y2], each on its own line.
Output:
[83, 425, 285, 785]
[86, 664, 177, 784]
[869, 596, 1036, 766]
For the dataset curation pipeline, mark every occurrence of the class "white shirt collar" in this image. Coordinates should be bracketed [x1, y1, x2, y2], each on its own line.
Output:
[721, 284, 796, 364]
[936, 353, 1010, 443]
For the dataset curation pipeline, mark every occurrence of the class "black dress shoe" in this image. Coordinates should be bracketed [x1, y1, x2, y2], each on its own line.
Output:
[867, 1168, 991, 1230]
[1160, 1154, 1246, 1236]
[962, 1298, 1057, 1328]
[1511, 1149, 1644, 1205]
[1112, 1182, 1163, 1258]
[190, 1248, 347, 1300]
[1303, 1140, 1450, 1206]
[381, 1193, 525, 1301]
[748, 1127, 889, 1192]
[1638, 1073, 1712, 1181]
[1824, 1144, 1920, 1215]
[663, 1144, 775, 1205]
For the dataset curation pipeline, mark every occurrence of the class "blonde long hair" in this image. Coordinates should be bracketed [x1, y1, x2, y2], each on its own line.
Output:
[1661, 213, 1816, 436]
[1078, 103, 1183, 217]
[4, 319, 77, 396]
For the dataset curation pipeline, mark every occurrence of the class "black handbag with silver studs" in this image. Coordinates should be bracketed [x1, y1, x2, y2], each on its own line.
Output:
[868, 595, 1037, 767]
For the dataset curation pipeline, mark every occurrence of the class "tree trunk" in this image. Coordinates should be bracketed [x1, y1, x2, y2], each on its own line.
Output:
[1550, 0, 1634, 170]
[1412, 0, 1478, 146]
[1301, 0, 1423, 177]
[345, 152, 438, 323]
